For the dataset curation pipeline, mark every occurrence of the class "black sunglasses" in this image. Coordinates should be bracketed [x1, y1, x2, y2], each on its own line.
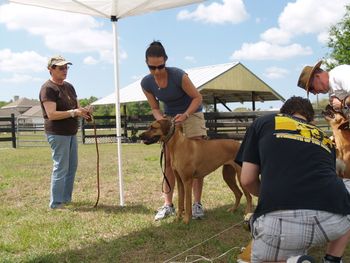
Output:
[58, 66, 69, 71]
[52, 65, 69, 71]
[147, 64, 165, 71]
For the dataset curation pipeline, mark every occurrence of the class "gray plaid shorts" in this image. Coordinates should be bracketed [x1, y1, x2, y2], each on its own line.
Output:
[251, 209, 350, 263]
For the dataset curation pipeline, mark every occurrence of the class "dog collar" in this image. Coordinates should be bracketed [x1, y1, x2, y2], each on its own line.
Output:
[162, 119, 176, 143]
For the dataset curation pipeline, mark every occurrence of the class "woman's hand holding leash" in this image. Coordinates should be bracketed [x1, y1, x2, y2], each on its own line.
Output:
[174, 112, 189, 123]
[84, 105, 94, 122]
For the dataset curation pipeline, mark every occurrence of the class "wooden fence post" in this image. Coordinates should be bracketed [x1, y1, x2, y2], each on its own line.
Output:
[10, 113, 16, 148]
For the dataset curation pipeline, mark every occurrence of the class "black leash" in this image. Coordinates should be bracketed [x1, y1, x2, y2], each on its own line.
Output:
[159, 118, 177, 194]
[160, 143, 171, 194]
[92, 116, 100, 208]
[86, 112, 100, 208]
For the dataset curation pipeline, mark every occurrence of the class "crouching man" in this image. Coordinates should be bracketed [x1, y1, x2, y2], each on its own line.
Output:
[236, 96, 350, 263]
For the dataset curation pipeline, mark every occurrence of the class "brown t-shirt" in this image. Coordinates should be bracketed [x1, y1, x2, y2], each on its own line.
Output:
[39, 80, 78, 135]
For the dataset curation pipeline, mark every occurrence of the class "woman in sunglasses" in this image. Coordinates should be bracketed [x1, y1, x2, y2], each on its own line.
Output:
[141, 41, 207, 221]
[39, 55, 91, 209]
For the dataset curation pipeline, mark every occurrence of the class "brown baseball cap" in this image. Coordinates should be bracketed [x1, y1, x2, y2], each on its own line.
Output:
[48, 55, 72, 68]
[297, 60, 322, 93]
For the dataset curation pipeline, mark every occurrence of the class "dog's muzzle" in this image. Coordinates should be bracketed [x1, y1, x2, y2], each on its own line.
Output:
[139, 133, 161, 145]
[322, 104, 338, 119]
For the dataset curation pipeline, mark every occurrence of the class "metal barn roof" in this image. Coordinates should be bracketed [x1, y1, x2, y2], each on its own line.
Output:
[92, 62, 284, 106]
[1, 97, 39, 109]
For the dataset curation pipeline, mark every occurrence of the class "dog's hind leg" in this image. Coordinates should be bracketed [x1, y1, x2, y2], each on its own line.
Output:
[174, 171, 185, 222]
[222, 163, 243, 213]
[183, 176, 193, 224]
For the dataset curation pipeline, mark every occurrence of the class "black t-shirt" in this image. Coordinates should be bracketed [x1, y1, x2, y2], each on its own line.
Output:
[236, 113, 350, 220]
[39, 80, 78, 135]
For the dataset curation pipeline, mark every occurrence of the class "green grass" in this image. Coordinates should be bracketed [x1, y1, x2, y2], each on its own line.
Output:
[0, 143, 349, 262]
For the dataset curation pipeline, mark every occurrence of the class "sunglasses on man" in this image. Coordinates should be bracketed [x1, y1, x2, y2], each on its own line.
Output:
[147, 64, 165, 71]
[52, 65, 69, 71]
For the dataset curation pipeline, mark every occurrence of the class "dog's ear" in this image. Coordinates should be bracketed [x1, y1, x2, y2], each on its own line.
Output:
[159, 119, 172, 135]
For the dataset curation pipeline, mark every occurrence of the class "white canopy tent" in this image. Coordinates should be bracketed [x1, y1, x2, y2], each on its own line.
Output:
[9, 0, 205, 206]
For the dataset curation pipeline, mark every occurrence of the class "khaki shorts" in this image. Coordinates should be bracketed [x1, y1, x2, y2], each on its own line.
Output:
[182, 112, 207, 138]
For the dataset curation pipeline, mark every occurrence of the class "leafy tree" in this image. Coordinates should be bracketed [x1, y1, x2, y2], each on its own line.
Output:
[0, 101, 7, 108]
[234, 107, 251, 112]
[93, 105, 115, 116]
[125, 102, 151, 116]
[324, 4, 350, 69]
[79, 96, 98, 107]
[88, 101, 151, 117]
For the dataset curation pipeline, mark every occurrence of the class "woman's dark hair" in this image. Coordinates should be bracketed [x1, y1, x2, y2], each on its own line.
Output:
[145, 41, 168, 61]
[280, 96, 315, 122]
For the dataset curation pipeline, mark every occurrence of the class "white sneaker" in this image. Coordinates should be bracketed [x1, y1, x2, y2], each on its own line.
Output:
[154, 204, 175, 221]
[192, 202, 204, 219]
[287, 255, 315, 263]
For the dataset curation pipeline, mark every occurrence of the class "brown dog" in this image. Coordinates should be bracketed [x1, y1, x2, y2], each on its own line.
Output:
[323, 105, 350, 178]
[139, 119, 253, 224]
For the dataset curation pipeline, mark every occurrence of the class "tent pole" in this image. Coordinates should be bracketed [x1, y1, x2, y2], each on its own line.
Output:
[112, 16, 124, 206]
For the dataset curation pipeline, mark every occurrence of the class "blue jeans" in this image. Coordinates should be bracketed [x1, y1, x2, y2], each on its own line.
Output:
[47, 134, 78, 208]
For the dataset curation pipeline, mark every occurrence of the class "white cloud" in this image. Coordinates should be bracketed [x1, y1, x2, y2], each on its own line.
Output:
[317, 31, 330, 44]
[230, 41, 312, 60]
[0, 49, 47, 73]
[0, 73, 44, 84]
[260, 27, 291, 45]
[83, 56, 99, 65]
[278, 0, 349, 38]
[0, 3, 127, 63]
[177, 0, 248, 24]
[98, 48, 127, 64]
[230, 0, 350, 61]
[262, 0, 350, 45]
[264, 66, 289, 79]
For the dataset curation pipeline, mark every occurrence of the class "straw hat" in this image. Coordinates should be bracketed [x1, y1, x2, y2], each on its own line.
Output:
[297, 61, 322, 93]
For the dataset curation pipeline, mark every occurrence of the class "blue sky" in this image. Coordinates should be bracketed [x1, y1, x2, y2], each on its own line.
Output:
[0, 0, 350, 110]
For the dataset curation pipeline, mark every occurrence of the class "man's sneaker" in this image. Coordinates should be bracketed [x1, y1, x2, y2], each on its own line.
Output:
[154, 204, 175, 221]
[323, 257, 343, 263]
[287, 255, 316, 263]
[192, 202, 204, 219]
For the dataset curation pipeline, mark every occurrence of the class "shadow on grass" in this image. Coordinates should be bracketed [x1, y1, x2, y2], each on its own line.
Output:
[26, 205, 250, 263]
[71, 202, 153, 215]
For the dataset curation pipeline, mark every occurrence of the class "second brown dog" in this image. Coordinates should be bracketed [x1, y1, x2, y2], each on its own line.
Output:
[323, 105, 350, 178]
[322, 105, 350, 178]
[139, 119, 253, 224]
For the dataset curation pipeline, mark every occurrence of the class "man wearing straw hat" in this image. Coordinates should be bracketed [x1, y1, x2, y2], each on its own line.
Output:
[297, 61, 350, 113]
